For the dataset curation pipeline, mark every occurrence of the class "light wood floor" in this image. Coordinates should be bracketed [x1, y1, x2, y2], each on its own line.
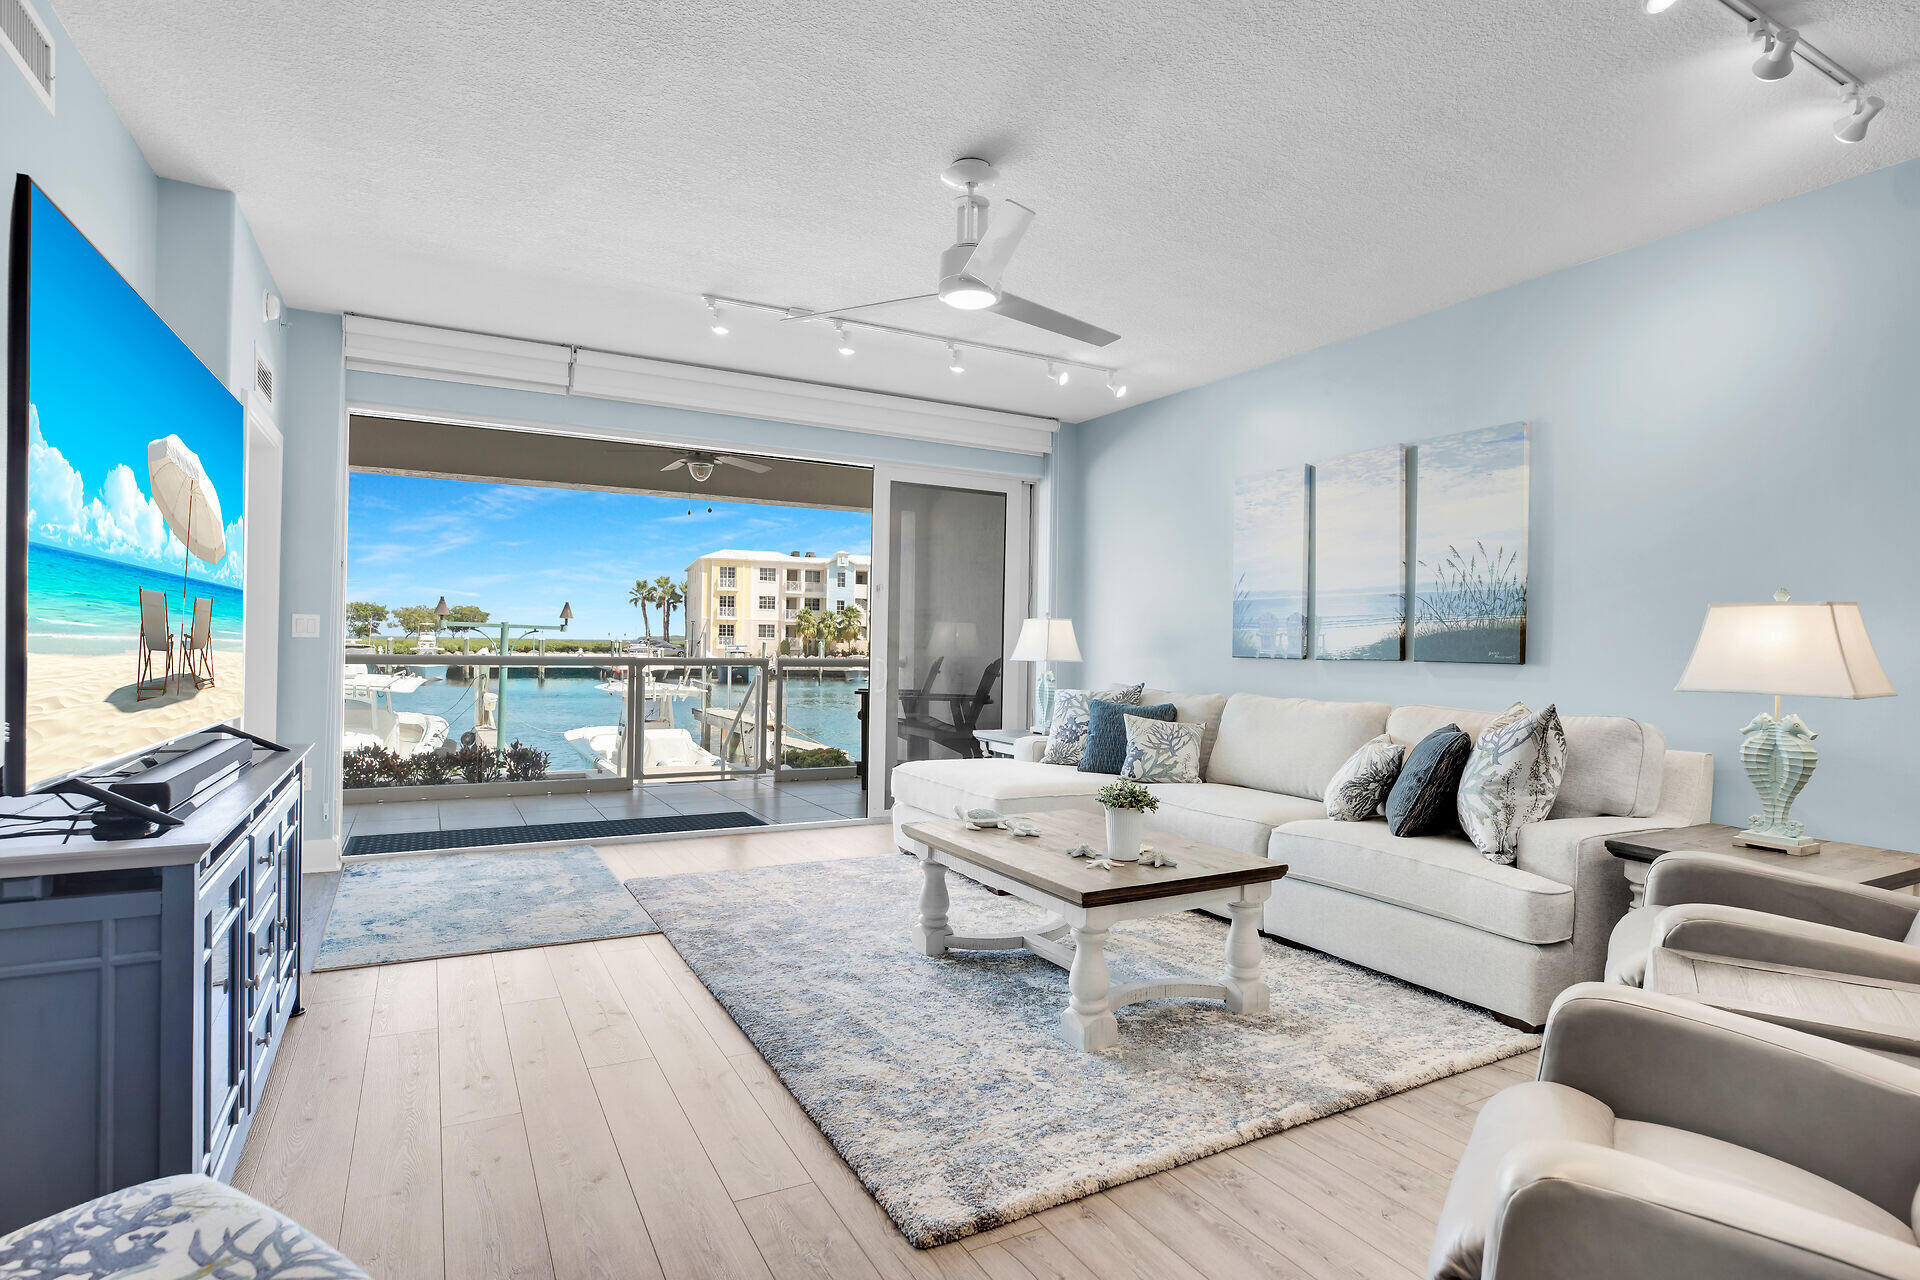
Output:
[237, 823, 1537, 1280]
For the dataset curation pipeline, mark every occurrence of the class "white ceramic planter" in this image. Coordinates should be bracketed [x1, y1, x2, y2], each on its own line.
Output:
[1103, 805, 1144, 862]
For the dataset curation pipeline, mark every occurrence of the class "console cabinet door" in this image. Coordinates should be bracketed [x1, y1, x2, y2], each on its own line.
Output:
[197, 847, 248, 1176]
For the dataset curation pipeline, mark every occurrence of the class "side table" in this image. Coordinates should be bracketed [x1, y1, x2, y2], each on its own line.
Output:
[972, 727, 1024, 759]
[1606, 823, 1920, 908]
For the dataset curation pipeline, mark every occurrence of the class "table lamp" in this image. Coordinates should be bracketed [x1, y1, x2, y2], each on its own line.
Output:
[1675, 590, 1896, 853]
[1011, 616, 1081, 732]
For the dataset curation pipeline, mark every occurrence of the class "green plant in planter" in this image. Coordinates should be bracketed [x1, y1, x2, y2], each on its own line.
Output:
[1095, 779, 1158, 813]
[409, 751, 461, 786]
[342, 744, 402, 789]
[503, 740, 551, 781]
[451, 742, 502, 784]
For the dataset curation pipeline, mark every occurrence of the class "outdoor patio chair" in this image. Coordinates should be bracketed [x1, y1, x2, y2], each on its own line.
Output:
[136, 587, 174, 701]
[896, 655, 944, 722]
[182, 595, 216, 689]
[898, 658, 1001, 760]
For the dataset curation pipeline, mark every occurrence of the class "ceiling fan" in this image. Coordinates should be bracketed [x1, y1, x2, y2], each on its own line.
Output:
[784, 158, 1120, 348]
[660, 450, 771, 483]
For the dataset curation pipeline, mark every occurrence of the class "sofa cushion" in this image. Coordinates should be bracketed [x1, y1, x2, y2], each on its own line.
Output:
[1324, 734, 1404, 821]
[1456, 703, 1568, 864]
[1121, 717, 1206, 784]
[1040, 685, 1144, 766]
[892, 759, 1107, 817]
[1141, 689, 1230, 778]
[1386, 724, 1472, 838]
[1272, 818, 1576, 944]
[1207, 694, 1390, 800]
[1080, 701, 1175, 774]
[1389, 704, 1666, 819]
[1147, 784, 1327, 857]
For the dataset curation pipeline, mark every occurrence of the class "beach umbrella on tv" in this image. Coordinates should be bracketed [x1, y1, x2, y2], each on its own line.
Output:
[147, 434, 226, 610]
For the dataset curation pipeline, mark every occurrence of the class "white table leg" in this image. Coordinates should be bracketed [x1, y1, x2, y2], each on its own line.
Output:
[1222, 898, 1269, 1015]
[1060, 925, 1119, 1051]
[915, 858, 951, 956]
[1622, 859, 1650, 909]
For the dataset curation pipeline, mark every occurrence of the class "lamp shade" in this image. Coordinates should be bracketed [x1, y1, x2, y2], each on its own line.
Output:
[1011, 617, 1082, 663]
[1675, 601, 1895, 699]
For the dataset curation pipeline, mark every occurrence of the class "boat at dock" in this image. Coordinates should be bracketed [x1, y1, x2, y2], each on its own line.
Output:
[343, 667, 451, 756]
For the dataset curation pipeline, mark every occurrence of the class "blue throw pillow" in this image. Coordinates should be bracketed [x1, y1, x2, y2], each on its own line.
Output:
[1079, 701, 1176, 774]
[1384, 724, 1473, 837]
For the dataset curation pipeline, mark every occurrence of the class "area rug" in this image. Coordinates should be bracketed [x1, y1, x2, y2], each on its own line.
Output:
[315, 845, 657, 970]
[627, 854, 1536, 1248]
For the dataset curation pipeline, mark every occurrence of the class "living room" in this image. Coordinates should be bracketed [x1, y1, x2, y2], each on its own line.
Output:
[2, 2, 1918, 1278]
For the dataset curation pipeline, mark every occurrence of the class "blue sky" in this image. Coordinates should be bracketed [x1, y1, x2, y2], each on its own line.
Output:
[347, 472, 872, 637]
[25, 184, 246, 586]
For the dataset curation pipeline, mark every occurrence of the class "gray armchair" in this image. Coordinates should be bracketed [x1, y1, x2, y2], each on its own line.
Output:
[1429, 983, 1920, 1280]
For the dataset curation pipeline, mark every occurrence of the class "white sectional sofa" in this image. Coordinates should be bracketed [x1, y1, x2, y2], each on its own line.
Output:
[891, 690, 1712, 1027]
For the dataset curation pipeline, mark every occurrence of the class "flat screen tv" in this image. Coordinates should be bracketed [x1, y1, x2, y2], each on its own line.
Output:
[6, 176, 246, 794]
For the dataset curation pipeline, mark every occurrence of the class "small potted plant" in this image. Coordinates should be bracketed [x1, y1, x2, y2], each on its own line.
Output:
[1095, 779, 1158, 863]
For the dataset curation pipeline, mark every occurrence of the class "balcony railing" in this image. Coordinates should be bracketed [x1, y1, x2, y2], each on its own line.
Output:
[340, 651, 867, 802]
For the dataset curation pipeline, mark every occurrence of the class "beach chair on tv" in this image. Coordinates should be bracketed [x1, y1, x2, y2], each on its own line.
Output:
[136, 588, 173, 701]
[182, 596, 215, 689]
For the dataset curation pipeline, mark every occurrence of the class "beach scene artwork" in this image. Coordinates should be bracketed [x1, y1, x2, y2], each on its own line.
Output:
[1413, 422, 1529, 664]
[22, 184, 245, 787]
[1312, 443, 1406, 661]
[1232, 465, 1310, 659]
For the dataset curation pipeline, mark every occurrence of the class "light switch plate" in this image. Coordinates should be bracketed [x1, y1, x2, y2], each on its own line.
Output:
[290, 613, 321, 638]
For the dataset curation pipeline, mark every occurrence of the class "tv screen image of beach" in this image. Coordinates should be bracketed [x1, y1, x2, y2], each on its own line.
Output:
[10, 180, 245, 789]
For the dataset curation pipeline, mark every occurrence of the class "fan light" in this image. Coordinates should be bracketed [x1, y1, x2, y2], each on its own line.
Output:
[1107, 372, 1127, 399]
[704, 297, 729, 336]
[688, 460, 715, 482]
[1046, 362, 1070, 386]
[1752, 26, 1798, 81]
[834, 322, 856, 357]
[940, 278, 998, 309]
[1835, 90, 1886, 143]
[948, 343, 966, 374]
[1643, 0, 1679, 11]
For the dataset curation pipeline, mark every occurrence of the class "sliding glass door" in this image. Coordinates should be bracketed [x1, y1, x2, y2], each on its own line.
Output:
[869, 469, 1030, 811]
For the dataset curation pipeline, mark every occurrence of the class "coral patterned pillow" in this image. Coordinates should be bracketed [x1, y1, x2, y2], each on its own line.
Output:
[1120, 717, 1205, 784]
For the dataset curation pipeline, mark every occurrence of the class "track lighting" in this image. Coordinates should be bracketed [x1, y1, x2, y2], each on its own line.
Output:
[1835, 89, 1885, 143]
[948, 343, 965, 374]
[704, 297, 729, 336]
[1751, 23, 1797, 81]
[834, 321, 856, 357]
[1107, 372, 1127, 399]
[1046, 361, 1070, 386]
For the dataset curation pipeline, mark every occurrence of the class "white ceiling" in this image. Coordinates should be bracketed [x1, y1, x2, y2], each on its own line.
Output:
[53, 0, 1920, 424]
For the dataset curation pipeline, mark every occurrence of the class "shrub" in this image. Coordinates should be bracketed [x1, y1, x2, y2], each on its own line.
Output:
[409, 751, 461, 786]
[342, 744, 402, 789]
[502, 740, 551, 781]
[451, 742, 502, 783]
[782, 746, 852, 768]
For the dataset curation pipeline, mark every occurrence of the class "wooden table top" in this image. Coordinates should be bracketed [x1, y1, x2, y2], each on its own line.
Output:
[903, 808, 1288, 909]
[1605, 823, 1920, 891]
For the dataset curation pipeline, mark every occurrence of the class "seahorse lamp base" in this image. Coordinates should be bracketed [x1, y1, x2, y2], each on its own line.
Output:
[1736, 707, 1824, 856]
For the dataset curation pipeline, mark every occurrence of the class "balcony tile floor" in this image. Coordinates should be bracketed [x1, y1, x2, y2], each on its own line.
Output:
[341, 775, 870, 840]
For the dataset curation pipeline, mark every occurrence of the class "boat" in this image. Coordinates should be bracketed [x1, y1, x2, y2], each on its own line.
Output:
[565, 680, 721, 775]
[342, 667, 451, 756]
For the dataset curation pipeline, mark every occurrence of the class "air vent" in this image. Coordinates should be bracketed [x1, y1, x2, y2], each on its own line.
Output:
[2, 0, 54, 112]
[253, 353, 276, 406]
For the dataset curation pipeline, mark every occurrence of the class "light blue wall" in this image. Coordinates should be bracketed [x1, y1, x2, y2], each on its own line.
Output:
[1060, 158, 1920, 849]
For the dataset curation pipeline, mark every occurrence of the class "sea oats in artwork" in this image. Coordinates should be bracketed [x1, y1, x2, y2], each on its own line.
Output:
[1414, 423, 1530, 664]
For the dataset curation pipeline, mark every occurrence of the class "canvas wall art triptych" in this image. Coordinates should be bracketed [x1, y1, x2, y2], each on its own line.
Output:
[1231, 422, 1529, 665]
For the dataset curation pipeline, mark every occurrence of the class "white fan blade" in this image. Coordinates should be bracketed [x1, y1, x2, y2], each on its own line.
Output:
[988, 292, 1120, 347]
[718, 456, 771, 474]
[780, 293, 939, 323]
[963, 200, 1034, 290]
[660, 459, 687, 473]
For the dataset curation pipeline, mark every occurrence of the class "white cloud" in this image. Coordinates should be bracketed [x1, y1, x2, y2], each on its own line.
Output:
[208, 516, 245, 586]
[25, 405, 85, 537]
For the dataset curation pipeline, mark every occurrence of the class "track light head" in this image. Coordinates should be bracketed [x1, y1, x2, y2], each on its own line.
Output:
[948, 343, 965, 374]
[1046, 361, 1070, 386]
[1752, 24, 1798, 81]
[1107, 372, 1127, 399]
[833, 321, 856, 356]
[704, 297, 729, 336]
[1836, 89, 1886, 143]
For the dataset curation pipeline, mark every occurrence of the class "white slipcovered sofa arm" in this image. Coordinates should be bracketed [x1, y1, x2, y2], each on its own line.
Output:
[1012, 734, 1048, 763]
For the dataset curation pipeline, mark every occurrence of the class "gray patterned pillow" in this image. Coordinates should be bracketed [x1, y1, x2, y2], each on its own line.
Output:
[1120, 717, 1205, 784]
[1324, 734, 1404, 821]
[1040, 684, 1144, 766]
[1457, 702, 1568, 865]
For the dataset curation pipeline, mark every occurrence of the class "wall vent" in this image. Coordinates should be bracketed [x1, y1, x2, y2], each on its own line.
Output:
[2, 0, 54, 112]
[253, 352, 276, 407]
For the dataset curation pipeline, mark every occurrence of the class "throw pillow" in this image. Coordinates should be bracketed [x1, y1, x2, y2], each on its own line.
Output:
[1041, 685, 1145, 766]
[1384, 724, 1473, 838]
[1080, 701, 1176, 774]
[1121, 716, 1205, 784]
[1325, 734, 1405, 821]
[1457, 702, 1569, 865]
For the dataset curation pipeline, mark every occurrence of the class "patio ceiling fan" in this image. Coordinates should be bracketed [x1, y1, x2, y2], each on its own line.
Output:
[660, 450, 771, 483]
[784, 158, 1120, 348]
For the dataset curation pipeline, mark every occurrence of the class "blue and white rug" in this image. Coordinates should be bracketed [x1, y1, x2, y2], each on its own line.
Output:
[315, 846, 656, 970]
[628, 854, 1537, 1248]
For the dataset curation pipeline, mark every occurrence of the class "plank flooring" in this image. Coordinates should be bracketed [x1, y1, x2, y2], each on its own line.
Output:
[238, 822, 1537, 1280]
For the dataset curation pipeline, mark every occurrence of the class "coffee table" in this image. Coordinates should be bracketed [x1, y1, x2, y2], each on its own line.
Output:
[901, 809, 1291, 1051]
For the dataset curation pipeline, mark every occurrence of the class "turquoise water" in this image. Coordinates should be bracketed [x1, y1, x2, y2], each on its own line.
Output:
[28, 542, 243, 655]
[369, 666, 866, 771]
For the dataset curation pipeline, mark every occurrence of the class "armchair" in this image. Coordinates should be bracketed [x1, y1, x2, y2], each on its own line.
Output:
[1430, 983, 1920, 1280]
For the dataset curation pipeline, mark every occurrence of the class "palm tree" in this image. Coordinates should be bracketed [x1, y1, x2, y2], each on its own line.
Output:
[829, 602, 864, 653]
[628, 578, 655, 639]
[652, 575, 683, 643]
[792, 607, 822, 657]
